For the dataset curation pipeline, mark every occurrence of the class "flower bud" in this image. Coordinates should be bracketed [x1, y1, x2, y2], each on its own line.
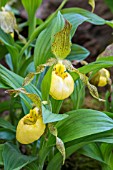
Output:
[16, 107, 45, 144]
[50, 63, 74, 100]
[90, 68, 110, 87]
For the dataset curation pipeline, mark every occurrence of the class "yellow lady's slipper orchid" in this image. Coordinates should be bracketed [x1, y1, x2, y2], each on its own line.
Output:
[16, 107, 45, 144]
[50, 63, 74, 100]
[90, 68, 110, 87]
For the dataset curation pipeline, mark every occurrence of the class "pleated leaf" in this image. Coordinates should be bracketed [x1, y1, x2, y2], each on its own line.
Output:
[47, 109, 113, 144]
[47, 129, 113, 170]
[71, 78, 85, 109]
[2, 143, 36, 170]
[0, 144, 4, 166]
[79, 57, 113, 74]
[67, 44, 90, 61]
[0, 28, 19, 72]
[34, 13, 88, 68]
[42, 106, 68, 124]
[41, 66, 53, 101]
[0, 118, 16, 132]
[0, 64, 41, 111]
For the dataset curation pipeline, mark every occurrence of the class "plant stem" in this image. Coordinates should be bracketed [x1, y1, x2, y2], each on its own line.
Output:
[28, 14, 36, 38]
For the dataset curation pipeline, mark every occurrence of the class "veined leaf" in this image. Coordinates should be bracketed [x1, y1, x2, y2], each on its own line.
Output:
[2, 143, 36, 170]
[25, 162, 38, 170]
[42, 106, 68, 124]
[47, 129, 113, 170]
[0, 64, 41, 111]
[22, 0, 42, 17]
[0, 118, 16, 132]
[34, 13, 88, 68]
[50, 97, 63, 114]
[57, 109, 113, 143]
[67, 44, 90, 61]
[47, 109, 113, 145]
[0, 28, 19, 72]
[51, 11, 65, 44]
[62, 8, 105, 25]
[34, 12, 64, 68]
[0, 128, 15, 140]
[78, 59, 113, 74]
[0, 144, 4, 165]
[22, 0, 42, 36]
[80, 143, 105, 164]
[41, 66, 53, 101]
[67, 45, 88, 60]
[71, 78, 85, 109]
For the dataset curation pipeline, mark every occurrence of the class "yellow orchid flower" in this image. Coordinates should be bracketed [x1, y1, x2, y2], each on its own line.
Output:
[16, 107, 45, 144]
[50, 63, 74, 100]
[90, 68, 110, 87]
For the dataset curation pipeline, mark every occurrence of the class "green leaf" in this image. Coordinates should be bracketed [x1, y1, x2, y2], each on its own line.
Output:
[0, 144, 4, 165]
[56, 109, 113, 143]
[0, 0, 9, 9]
[34, 13, 88, 68]
[0, 45, 7, 59]
[42, 106, 68, 124]
[0, 64, 41, 111]
[0, 118, 16, 132]
[71, 78, 85, 109]
[101, 143, 113, 170]
[78, 59, 113, 74]
[25, 161, 38, 170]
[104, 0, 113, 13]
[0, 128, 15, 140]
[62, 8, 105, 25]
[50, 97, 63, 114]
[63, 13, 88, 37]
[51, 11, 65, 44]
[80, 143, 105, 164]
[34, 12, 65, 68]
[2, 143, 36, 170]
[97, 56, 113, 62]
[22, 0, 42, 17]
[41, 66, 53, 101]
[0, 28, 19, 72]
[47, 129, 113, 170]
[5, 54, 13, 70]
[22, 0, 42, 36]
[67, 44, 90, 61]
[0, 99, 21, 113]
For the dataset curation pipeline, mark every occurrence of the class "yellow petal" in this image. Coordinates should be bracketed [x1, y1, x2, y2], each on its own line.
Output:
[90, 68, 110, 87]
[98, 76, 107, 87]
[50, 71, 74, 100]
[16, 108, 45, 144]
